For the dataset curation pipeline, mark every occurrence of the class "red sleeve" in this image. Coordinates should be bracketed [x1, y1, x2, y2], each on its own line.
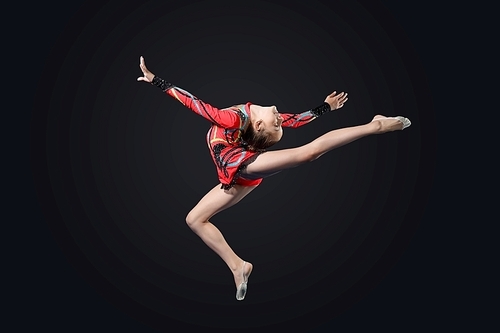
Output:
[279, 111, 318, 128]
[166, 86, 242, 129]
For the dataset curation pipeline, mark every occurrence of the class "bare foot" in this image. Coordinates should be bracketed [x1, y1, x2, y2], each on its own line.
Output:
[371, 115, 410, 133]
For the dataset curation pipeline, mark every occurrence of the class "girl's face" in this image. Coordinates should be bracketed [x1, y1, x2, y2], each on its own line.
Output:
[259, 105, 284, 142]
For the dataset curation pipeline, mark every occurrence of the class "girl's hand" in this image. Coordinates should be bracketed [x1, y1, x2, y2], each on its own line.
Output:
[137, 56, 155, 83]
[324, 91, 348, 110]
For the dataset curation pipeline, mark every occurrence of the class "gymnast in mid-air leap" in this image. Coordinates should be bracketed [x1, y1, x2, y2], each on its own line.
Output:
[137, 56, 411, 301]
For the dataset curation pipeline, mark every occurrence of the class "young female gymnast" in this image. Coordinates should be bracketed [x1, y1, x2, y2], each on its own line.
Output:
[137, 56, 411, 300]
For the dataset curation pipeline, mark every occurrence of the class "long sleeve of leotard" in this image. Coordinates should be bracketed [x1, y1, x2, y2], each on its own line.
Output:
[279, 102, 331, 128]
[151, 76, 241, 129]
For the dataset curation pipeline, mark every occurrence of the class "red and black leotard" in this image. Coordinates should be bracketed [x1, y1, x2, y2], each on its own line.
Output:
[151, 76, 332, 189]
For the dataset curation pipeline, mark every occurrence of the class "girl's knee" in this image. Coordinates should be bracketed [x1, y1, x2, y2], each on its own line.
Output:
[298, 147, 320, 163]
[185, 211, 201, 228]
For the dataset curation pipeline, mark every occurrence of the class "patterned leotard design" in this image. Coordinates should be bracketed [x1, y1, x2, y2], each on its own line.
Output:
[152, 76, 331, 189]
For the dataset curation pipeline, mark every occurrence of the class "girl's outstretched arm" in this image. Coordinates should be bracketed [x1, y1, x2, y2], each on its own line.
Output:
[280, 91, 348, 128]
[137, 56, 241, 129]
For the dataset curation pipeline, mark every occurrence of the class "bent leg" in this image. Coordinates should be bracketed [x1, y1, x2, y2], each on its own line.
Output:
[186, 184, 256, 287]
[244, 116, 400, 177]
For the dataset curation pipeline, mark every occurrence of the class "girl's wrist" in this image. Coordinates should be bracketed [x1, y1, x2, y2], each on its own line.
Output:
[151, 76, 174, 92]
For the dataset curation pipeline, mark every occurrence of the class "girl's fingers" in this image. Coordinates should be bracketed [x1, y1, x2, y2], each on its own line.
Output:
[337, 93, 347, 101]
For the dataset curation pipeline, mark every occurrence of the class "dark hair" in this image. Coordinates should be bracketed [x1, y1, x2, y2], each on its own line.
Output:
[241, 124, 276, 151]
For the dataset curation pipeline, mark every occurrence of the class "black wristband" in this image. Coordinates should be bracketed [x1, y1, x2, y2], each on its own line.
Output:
[151, 76, 174, 92]
[310, 102, 331, 117]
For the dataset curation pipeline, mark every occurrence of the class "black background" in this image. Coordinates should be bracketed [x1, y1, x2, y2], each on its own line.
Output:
[10, 0, 494, 332]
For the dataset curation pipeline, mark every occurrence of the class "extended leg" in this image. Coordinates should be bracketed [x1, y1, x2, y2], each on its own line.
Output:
[185, 183, 256, 294]
[244, 115, 406, 177]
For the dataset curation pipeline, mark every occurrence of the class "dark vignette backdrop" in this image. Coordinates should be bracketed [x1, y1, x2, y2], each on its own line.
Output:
[19, 0, 477, 331]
